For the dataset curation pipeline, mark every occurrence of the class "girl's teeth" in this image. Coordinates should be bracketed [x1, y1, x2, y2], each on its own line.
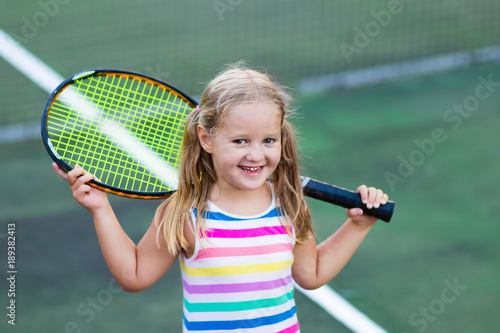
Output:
[242, 166, 261, 172]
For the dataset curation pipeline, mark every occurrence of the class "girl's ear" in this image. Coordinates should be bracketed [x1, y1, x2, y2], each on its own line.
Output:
[197, 125, 213, 154]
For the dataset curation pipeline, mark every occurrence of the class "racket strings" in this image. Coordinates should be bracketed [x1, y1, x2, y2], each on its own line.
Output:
[46, 73, 192, 194]
[79, 75, 187, 156]
[48, 107, 168, 192]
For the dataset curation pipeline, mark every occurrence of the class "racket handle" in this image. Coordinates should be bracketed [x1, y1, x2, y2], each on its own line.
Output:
[301, 177, 395, 223]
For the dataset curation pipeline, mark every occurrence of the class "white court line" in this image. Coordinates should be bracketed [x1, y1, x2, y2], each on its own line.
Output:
[295, 283, 388, 333]
[298, 46, 500, 95]
[0, 121, 39, 143]
[0, 26, 388, 333]
[0, 28, 63, 93]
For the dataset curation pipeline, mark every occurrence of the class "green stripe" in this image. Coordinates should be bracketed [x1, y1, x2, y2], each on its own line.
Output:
[184, 290, 294, 313]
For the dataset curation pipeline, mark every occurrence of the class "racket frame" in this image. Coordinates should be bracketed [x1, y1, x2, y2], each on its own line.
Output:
[41, 68, 197, 199]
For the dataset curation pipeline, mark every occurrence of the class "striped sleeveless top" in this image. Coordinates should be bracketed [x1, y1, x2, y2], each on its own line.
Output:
[180, 192, 300, 332]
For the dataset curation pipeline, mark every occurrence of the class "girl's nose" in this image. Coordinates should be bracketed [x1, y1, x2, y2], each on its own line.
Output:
[246, 143, 264, 161]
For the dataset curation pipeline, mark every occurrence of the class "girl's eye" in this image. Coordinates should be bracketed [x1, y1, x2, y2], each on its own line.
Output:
[233, 139, 246, 144]
[264, 138, 276, 144]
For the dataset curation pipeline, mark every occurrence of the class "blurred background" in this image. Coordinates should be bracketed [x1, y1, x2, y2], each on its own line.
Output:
[1, 1, 499, 332]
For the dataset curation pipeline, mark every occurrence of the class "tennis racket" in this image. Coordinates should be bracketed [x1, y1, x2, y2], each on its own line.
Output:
[41, 69, 395, 222]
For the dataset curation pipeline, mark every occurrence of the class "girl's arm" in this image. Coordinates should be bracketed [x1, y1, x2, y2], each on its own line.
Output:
[292, 185, 388, 290]
[53, 163, 179, 292]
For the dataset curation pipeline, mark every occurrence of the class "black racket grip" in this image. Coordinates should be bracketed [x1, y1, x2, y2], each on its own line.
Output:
[301, 177, 395, 223]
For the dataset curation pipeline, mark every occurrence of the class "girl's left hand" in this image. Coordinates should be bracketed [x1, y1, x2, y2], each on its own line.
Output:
[346, 185, 389, 226]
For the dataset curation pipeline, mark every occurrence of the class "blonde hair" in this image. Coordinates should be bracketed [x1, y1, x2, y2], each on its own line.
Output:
[155, 63, 314, 255]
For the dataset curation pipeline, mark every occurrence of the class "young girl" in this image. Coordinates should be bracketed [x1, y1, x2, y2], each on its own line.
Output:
[53, 64, 389, 332]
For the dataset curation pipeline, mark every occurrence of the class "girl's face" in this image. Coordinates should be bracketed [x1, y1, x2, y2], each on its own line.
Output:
[198, 103, 282, 195]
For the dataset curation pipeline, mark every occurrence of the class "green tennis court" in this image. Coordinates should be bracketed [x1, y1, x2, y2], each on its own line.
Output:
[1, 1, 499, 332]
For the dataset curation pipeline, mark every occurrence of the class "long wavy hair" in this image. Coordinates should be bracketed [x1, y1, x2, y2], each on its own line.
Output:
[155, 63, 314, 255]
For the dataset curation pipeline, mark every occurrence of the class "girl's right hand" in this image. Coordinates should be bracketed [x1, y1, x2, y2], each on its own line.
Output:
[52, 162, 108, 212]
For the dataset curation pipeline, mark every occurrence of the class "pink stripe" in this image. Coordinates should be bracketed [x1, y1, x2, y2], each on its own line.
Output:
[277, 322, 300, 333]
[202, 225, 287, 239]
[195, 243, 293, 260]
[182, 275, 293, 294]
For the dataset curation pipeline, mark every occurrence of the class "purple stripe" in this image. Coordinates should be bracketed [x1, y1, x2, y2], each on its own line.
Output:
[202, 225, 288, 239]
[183, 275, 293, 294]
